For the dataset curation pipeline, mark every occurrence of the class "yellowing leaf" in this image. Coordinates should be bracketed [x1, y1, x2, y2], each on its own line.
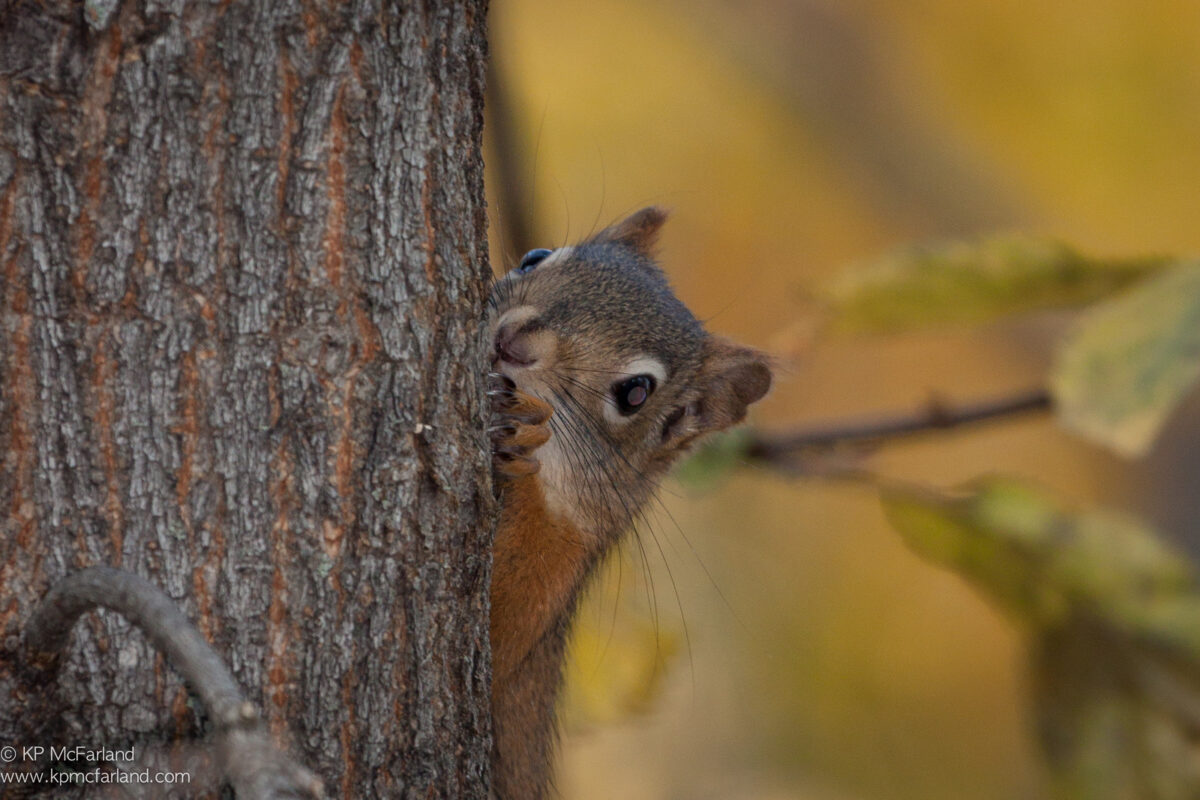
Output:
[561, 613, 678, 730]
[881, 480, 1200, 800]
[1052, 261, 1200, 457]
[560, 557, 679, 731]
[827, 236, 1164, 333]
[881, 480, 1195, 633]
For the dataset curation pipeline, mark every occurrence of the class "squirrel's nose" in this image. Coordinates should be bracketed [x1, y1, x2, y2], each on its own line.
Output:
[494, 308, 554, 369]
[496, 321, 537, 366]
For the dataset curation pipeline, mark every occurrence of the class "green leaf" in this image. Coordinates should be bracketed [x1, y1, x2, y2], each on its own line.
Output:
[1052, 261, 1200, 457]
[881, 480, 1200, 799]
[827, 236, 1164, 333]
[672, 428, 753, 490]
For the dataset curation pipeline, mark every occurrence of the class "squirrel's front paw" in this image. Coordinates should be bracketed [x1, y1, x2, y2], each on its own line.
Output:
[489, 373, 552, 480]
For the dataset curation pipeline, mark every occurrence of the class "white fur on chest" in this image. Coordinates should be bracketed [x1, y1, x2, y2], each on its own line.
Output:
[533, 436, 599, 539]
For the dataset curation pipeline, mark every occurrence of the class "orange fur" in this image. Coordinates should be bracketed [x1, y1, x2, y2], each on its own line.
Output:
[491, 473, 591, 684]
[490, 387, 595, 798]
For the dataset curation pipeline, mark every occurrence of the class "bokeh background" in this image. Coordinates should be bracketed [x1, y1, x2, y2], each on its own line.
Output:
[483, 2, 1200, 798]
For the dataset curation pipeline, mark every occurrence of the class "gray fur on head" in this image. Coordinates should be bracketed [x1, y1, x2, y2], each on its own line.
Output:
[489, 207, 772, 535]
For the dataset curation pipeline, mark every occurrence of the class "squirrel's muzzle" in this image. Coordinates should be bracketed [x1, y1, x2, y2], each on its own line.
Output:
[493, 307, 556, 371]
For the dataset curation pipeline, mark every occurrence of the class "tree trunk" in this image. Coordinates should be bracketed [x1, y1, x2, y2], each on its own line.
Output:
[0, 1, 493, 797]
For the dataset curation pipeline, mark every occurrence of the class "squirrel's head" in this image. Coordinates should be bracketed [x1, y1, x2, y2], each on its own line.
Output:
[488, 207, 772, 536]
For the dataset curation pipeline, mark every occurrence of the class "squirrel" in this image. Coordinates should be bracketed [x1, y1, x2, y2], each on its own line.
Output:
[486, 207, 772, 799]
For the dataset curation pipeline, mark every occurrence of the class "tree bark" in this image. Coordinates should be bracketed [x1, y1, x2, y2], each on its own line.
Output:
[0, 1, 493, 797]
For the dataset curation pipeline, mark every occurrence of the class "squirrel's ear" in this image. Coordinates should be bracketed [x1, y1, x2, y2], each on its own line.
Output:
[593, 206, 669, 254]
[658, 337, 771, 456]
[692, 337, 772, 433]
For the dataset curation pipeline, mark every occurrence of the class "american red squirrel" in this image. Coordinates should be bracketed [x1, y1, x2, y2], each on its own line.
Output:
[487, 207, 772, 798]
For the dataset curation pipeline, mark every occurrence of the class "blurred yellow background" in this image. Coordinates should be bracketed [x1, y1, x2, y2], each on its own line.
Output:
[484, 2, 1200, 797]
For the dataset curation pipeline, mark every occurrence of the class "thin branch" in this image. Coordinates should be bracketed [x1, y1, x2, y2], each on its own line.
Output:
[485, 51, 536, 260]
[745, 387, 1051, 467]
[23, 566, 323, 799]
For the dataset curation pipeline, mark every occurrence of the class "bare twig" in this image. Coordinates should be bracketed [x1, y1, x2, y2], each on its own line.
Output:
[485, 52, 536, 260]
[746, 387, 1051, 469]
[23, 566, 323, 800]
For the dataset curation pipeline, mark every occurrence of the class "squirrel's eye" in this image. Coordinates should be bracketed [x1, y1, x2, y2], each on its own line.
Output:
[613, 374, 656, 415]
[516, 248, 553, 274]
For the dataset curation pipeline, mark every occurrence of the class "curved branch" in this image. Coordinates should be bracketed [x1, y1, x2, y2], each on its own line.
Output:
[26, 567, 246, 724]
[23, 566, 323, 799]
[746, 387, 1051, 468]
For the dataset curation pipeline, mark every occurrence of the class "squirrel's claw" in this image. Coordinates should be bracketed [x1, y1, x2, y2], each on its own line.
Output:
[490, 374, 552, 481]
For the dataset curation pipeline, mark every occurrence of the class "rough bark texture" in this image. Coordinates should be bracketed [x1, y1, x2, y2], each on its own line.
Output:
[0, 0, 494, 797]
